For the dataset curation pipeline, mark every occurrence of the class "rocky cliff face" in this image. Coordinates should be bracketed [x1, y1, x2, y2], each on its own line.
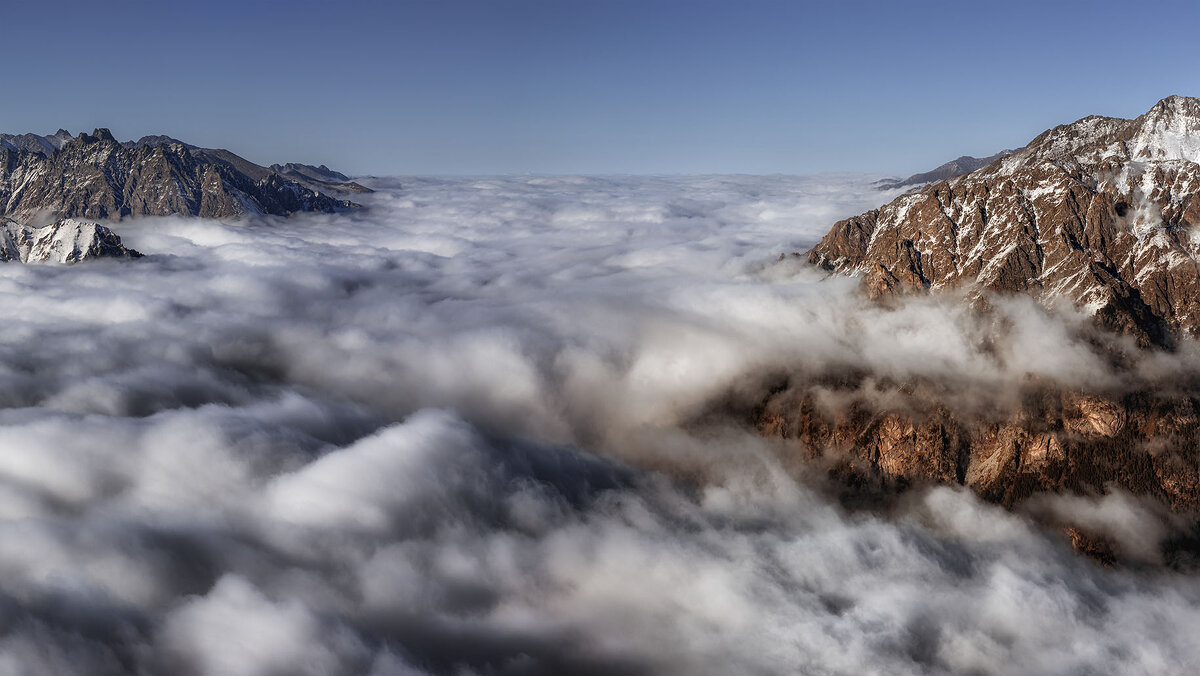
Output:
[768, 97, 1200, 560]
[758, 376, 1200, 511]
[0, 129, 359, 221]
[755, 371, 1200, 563]
[809, 96, 1200, 345]
[1, 218, 141, 263]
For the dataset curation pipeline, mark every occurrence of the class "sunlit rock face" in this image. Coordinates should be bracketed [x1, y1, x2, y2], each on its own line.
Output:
[808, 96, 1200, 346]
[765, 97, 1200, 549]
[758, 376, 1200, 513]
[0, 217, 141, 263]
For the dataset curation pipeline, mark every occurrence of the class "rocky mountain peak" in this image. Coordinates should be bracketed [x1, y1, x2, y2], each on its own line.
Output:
[1147, 94, 1200, 118]
[45, 129, 73, 151]
[0, 217, 140, 263]
[766, 96, 1200, 543]
[74, 131, 103, 145]
[0, 128, 362, 220]
[1127, 95, 1200, 163]
[131, 135, 193, 149]
[806, 95, 1200, 346]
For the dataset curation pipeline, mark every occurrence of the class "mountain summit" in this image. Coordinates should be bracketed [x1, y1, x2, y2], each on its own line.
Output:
[0, 217, 141, 263]
[761, 97, 1200, 541]
[0, 129, 362, 221]
[808, 95, 1200, 345]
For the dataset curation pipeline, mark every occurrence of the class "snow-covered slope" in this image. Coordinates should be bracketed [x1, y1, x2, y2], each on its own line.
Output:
[0, 218, 141, 263]
[807, 95, 1200, 344]
[1127, 96, 1200, 162]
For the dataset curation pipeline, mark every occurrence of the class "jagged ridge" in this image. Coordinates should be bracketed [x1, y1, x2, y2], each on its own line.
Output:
[760, 97, 1200, 561]
[808, 95, 1200, 345]
[1, 217, 141, 263]
[874, 149, 1021, 190]
[0, 129, 360, 221]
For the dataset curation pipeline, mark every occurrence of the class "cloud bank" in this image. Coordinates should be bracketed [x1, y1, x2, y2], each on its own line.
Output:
[0, 175, 1197, 674]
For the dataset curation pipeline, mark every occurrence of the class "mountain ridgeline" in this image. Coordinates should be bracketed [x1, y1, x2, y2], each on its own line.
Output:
[0, 128, 365, 222]
[809, 95, 1200, 345]
[1, 217, 141, 263]
[874, 149, 1021, 190]
[761, 97, 1200, 561]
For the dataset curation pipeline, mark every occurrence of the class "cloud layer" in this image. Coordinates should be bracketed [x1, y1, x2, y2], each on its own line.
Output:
[0, 175, 1197, 674]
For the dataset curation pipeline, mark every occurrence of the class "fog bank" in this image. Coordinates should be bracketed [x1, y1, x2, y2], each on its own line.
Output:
[0, 175, 1196, 674]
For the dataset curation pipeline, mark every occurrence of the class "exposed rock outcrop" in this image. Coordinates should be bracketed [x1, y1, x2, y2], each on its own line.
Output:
[808, 96, 1200, 345]
[0, 129, 360, 221]
[758, 377, 1198, 509]
[766, 97, 1200, 561]
[1, 217, 141, 263]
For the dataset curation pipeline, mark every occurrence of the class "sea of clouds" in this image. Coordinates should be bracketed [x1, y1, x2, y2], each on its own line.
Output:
[0, 175, 1198, 674]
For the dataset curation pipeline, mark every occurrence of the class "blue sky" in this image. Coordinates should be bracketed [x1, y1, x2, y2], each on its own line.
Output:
[7, 0, 1200, 175]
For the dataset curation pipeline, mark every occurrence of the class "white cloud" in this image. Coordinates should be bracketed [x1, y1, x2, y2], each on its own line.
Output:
[0, 174, 1194, 674]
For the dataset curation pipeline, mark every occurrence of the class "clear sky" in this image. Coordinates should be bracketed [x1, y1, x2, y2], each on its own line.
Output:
[6, 0, 1200, 176]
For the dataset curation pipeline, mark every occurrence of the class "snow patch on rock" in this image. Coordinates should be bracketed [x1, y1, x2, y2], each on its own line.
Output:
[0, 218, 141, 264]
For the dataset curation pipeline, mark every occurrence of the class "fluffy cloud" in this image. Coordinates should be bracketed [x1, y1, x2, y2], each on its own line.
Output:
[0, 175, 1196, 674]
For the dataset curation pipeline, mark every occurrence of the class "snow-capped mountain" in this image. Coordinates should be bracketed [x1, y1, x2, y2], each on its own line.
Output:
[808, 95, 1200, 344]
[761, 96, 1200, 533]
[0, 129, 360, 221]
[0, 218, 140, 263]
[0, 129, 73, 155]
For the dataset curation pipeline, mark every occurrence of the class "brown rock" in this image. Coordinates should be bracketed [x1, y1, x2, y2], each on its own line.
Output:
[807, 96, 1200, 344]
[756, 377, 1200, 511]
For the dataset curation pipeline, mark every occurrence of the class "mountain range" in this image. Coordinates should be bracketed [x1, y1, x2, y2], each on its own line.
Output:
[808, 95, 1200, 345]
[0, 128, 365, 223]
[1, 217, 141, 263]
[0, 128, 369, 263]
[874, 149, 1021, 190]
[763, 96, 1200, 560]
